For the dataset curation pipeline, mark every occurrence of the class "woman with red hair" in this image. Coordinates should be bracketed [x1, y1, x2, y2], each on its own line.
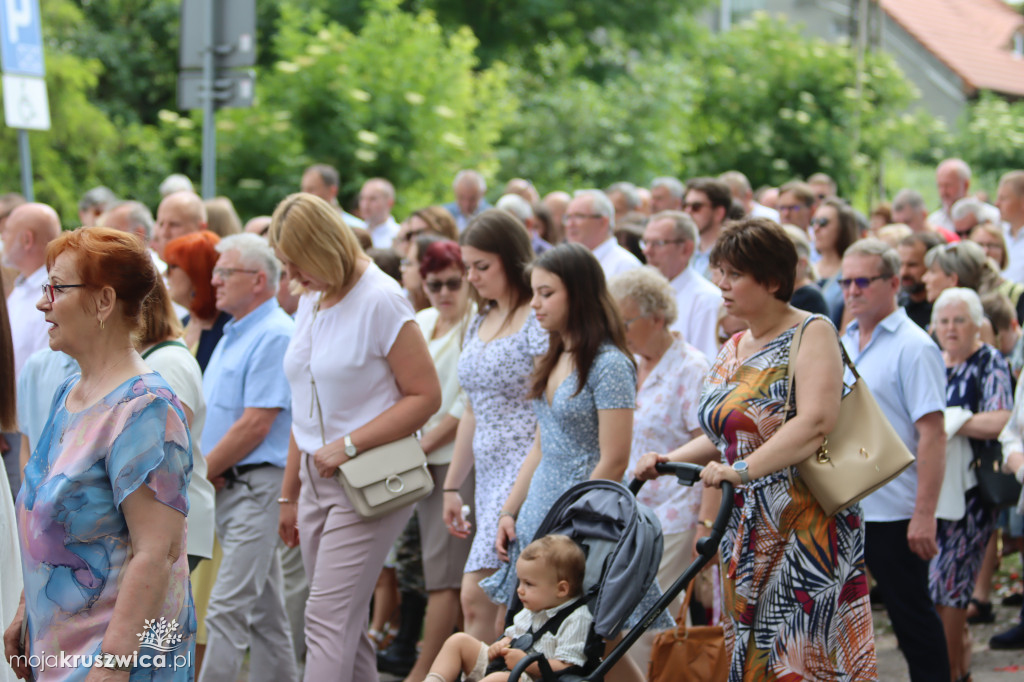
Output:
[164, 231, 230, 372]
[3, 227, 194, 680]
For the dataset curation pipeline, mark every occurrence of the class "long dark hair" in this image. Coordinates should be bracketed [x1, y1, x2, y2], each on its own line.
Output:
[528, 243, 633, 399]
[459, 209, 534, 315]
[0, 277, 15, 431]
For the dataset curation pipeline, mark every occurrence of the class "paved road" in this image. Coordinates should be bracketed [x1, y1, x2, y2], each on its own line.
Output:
[378, 602, 1023, 681]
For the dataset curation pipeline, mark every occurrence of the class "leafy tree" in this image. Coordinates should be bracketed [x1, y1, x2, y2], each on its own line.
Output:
[683, 14, 935, 199]
[498, 37, 696, 193]
[951, 92, 1024, 181]
[159, 0, 513, 217]
[0, 0, 171, 224]
[66, 0, 180, 126]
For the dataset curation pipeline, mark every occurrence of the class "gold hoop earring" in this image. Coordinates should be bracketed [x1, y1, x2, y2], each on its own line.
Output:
[99, 318, 105, 331]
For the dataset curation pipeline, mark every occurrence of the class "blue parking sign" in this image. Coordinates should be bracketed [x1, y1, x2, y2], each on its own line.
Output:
[1, 0, 45, 77]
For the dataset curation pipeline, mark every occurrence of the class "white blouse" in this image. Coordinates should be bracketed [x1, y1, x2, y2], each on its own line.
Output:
[283, 264, 416, 455]
[146, 342, 215, 559]
[415, 306, 471, 466]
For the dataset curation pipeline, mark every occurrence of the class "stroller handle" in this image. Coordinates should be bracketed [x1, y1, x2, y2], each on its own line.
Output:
[627, 461, 703, 494]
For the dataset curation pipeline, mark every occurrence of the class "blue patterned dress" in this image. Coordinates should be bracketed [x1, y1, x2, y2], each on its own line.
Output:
[480, 345, 671, 629]
[930, 343, 1013, 608]
[16, 374, 195, 681]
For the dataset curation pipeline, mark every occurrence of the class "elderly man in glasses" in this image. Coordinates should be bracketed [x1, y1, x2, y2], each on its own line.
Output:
[564, 189, 641, 278]
[840, 238, 951, 682]
[640, 211, 721, 358]
[199, 233, 299, 682]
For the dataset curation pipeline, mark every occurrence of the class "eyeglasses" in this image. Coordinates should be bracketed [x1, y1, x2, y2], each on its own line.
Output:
[425, 277, 463, 293]
[838, 275, 888, 290]
[41, 283, 85, 303]
[682, 201, 706, 212]
[639, 239, 684, 250]
[811, 217, 831, 228]
[212, 267, 259, 279]
[400, 228, 428, 243]
[564, 213, 603, 222]
[777, 204, 806, 213]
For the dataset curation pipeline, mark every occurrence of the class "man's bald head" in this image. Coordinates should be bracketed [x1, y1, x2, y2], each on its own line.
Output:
[102, 201, 155, 244]
[2, 203, 61, 275]
[154, 191, 206, 258]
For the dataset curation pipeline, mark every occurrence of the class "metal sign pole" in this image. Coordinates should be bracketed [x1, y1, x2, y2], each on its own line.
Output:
[17, 129, 32, 200]
[200, 0, 217, 199]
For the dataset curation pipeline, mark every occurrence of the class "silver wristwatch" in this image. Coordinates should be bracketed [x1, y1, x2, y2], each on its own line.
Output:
[732, 460, 750, 484]
[344, 434, 358, 458]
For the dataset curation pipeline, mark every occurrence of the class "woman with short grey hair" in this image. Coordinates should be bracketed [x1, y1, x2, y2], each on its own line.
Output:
[608, 266, 711, 670]
[930, 286, 1013, 681]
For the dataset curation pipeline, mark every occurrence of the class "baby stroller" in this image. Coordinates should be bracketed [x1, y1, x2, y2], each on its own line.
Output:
[501, 462, 734, 682]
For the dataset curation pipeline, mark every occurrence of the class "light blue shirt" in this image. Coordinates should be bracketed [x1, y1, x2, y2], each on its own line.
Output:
[202, 298, 294, 468]
[841, 307, 946, 521]
[16, 349, 79, 452]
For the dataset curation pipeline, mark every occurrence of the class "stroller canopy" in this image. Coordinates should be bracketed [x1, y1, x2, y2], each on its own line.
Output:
[527, 480, 663, 639]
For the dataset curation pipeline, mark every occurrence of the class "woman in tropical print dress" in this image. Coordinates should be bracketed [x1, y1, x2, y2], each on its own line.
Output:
[637, 218, 877, 681]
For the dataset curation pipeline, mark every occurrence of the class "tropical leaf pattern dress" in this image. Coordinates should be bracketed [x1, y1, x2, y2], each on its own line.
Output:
[699, 320, 878, 681]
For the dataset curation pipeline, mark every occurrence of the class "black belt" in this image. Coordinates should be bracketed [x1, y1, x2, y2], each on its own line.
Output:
[223, 462, 276, 489]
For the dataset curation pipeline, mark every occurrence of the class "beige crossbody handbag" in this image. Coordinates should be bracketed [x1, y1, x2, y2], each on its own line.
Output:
[308, 296, 433, 520]
[783, 317, 914, 515]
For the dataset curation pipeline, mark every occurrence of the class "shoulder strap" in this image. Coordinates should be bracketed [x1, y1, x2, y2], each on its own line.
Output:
[529, 592, 594, 642]
[141, 339, 188, 359]
[782, 315, 859, 422]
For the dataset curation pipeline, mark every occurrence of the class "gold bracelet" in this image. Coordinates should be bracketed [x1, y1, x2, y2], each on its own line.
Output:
[700, 519, 714, 529]
[277, 497, 297, 504]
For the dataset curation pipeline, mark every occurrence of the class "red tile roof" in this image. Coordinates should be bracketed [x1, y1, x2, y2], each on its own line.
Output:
[880, 0, 1024, 97]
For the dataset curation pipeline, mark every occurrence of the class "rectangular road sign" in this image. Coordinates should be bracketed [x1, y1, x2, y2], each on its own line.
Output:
[2, 73, 50, 129]
[179, 0, 256, 70]
[0, 0, 45, 77]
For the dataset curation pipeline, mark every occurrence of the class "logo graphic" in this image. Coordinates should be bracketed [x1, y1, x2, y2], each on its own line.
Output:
[136, 618, 184, 653]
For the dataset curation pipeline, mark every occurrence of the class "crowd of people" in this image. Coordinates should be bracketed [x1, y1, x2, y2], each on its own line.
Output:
[0, 158, 1023, 682]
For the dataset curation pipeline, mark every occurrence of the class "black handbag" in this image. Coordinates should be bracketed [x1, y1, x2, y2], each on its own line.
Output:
[971, 439, 1023, 509]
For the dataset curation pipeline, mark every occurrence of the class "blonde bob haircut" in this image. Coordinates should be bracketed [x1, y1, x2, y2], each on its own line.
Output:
[268, 192, 367, 297]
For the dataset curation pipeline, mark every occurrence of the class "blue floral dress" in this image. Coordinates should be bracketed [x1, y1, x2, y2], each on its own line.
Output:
[458, 309, 548, 573]
[16, 374, 195, 681]
[480, 346, 671, 629]
[930, 343, 1013, 608]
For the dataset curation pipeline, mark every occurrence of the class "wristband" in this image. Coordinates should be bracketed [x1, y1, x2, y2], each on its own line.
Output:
[443, 488, 460, 493]
[277, 497, 297, 504]
[699, 519, 714, 529]
[499, 510, 516, 521]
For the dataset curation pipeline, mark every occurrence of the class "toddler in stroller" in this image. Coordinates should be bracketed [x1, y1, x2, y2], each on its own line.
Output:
[425, 475, 678, 681]
[425, 534, 593, 681]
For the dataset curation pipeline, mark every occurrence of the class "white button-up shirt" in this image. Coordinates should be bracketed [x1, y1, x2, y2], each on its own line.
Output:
[369, 216, 400, 249]
[7, 265, 49, 379]
[669, 266, 721, 359]
[592, 237, 641, 279]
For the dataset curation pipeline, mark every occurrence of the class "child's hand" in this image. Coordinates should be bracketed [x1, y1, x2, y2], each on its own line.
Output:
[488, 637, 510, 659]
[502, 646, 526, 669]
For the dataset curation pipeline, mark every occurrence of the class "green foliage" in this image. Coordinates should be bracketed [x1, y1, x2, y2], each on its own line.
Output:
[420, 0, 712, 66]
[951, 92, 1024, 181]
[498, 37, 696, 193]
[684, 14, 936, 199]
[66, 0, 180, 125]
[0, 1, 174, 225]
[207, 0, 514, 216]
